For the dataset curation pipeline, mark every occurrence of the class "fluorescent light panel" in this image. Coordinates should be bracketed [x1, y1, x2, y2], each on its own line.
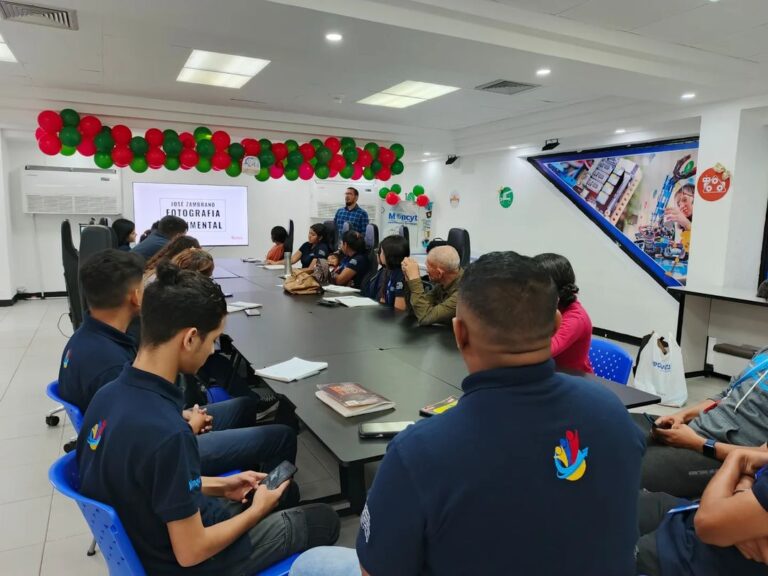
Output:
[358, 80, 459, 108]
[177, 49, 270, 88]
[0, 33, 17, 63]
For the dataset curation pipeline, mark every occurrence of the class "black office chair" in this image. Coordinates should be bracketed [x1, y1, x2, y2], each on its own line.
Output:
[365, 223, 379, 250]
[324, 220, 338, 250]
[60, 220, 83, 332]
[447, 228, 471, 268]
[398, 225, 410, 243]
[285, 219, 295, 254]
[78, 225, 118, 317]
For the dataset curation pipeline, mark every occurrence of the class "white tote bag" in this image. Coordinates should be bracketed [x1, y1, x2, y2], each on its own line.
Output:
[632, 331, 688, 407]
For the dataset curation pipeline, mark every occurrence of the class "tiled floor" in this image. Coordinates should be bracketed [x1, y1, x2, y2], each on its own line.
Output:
[1, 298, 729, 574]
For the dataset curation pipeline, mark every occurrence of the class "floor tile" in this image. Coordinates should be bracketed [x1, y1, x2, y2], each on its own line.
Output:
[295, 439, 334, 485]
[0, 496, 52, 552]
[46, 494, 90, 542]
[40, 533, 108, 576]
[300, 478, 340, 502]
[0, 543, 43, 575]
[0, 460, 53, 505]
[0, 433, 63, 468]
[0, 408, 67, 440]
[337, 515, 361, 548]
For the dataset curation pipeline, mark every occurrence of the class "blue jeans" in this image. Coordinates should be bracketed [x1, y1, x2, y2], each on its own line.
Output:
[289, 547, 361, 576]
[197, 397, 297, 476]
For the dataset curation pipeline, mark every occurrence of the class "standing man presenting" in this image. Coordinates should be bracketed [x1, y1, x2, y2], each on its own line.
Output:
[334, 188, 369, 242]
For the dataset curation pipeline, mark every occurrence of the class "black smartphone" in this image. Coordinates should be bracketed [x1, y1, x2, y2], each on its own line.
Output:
[643, 413, 670, 429]
[259, 460, 297, 489]
[359, 421, 413, 439]
[317, 300, 340, 307]
[223, 293, 234, 298]
[245, 308, 261, 317]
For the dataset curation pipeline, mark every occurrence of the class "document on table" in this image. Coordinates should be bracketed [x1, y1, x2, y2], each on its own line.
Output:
[253, 357, 329, 382]
[263, 264, 285, 270]
[322, 296, 379, 308]
[323, 285, 361, 294]
[226, 301, 262, 313]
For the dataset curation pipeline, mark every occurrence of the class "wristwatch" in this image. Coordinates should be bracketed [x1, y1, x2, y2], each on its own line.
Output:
[702, 438, 717, 459]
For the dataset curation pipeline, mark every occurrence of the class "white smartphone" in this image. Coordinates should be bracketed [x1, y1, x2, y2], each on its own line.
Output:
[245, 308, 261, 317]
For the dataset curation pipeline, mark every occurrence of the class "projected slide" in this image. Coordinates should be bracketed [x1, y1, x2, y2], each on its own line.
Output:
[133, 183, 249, 246]
[529, 138, 699, 287]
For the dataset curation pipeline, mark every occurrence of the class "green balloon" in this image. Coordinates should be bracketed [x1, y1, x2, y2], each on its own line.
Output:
[364, 142, 379, 158]
[391, 160, 404, 175]
[315, 146, 332, 165]
[196, 157, 212, 172]
[59, 126, 81, 147]
[406, 192, 416, 202]
[60, 145, 76, 156]
[226, 162, 242, 177]
[255, 167, 270, 182]
[371, 160, 382, 173]
[391, 143, 405, 159]
[197, 139, 215, 158]
[340, 137, 356, 150]
[228, 142, 245, 161]
[390, 183, 402, 194]
[259, 150, 275, 167]
[129, 136, 148, 156]
[310, 138, 322, 150]
[413, 185, 425, 196]
[259, 138, 272, 150]
[165, 156, 180, 170]
[309, 157, 317, 167]
[163, 129, 178, 142]
[343, 147, 358, 163]
[285, 139, 299, 153]
[60, 108, 80, 127]
[363, 167, 375, 180]
[94, 132, 114, 153]
[315, 165, 330, 179]
[287, 150, 303, 168]
[164, 138, 182, 157]
[379, 187, 389, 199]
[99, 126, 112, 134]
[194, 126, 212, 141]
[94, 151, 113, 169]
[340, 165, 354, 179]
[130, 156, 148, 173]
[285, 167, 299, 181]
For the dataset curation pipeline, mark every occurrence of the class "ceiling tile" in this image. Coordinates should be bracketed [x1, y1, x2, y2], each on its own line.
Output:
[490, 0, 590, 16]
[558, 0, 706, 31]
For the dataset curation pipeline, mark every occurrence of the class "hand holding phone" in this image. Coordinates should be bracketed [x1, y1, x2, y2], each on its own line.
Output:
[259, 460, 297, 489]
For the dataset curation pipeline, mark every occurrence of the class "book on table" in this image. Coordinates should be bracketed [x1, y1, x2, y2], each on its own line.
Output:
[226, 301, 262, 313]
[322, 296, 379, 308]
[323, 285, 360, 294]
[315, 383, 395, 417]
[253, 357, 328, 382]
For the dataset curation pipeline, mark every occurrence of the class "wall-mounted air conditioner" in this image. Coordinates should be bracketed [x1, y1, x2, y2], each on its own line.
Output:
[22, 165, 122, 215]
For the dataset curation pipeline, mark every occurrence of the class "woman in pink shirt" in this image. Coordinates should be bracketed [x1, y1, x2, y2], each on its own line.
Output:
[534, 253, 594, 374]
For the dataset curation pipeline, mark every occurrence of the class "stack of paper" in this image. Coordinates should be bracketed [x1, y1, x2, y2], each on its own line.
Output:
[226, 302, 262, 313]
[323, 285, 361, 294]
[253, 357, 329, 382]
[322, 296, 379, 308]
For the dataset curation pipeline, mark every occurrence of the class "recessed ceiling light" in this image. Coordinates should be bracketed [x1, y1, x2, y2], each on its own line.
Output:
[508, 145, 518, 150]
[358, 81, 460, 108]
[424, 152, 431, 156]
[325, 32, 343, 42]
[536, 68, 551, 77]
[0, 34, 18, 63]
[615, 128, 626, 134]
[681, 92, 697, 100]
[177, 49, 270, 88]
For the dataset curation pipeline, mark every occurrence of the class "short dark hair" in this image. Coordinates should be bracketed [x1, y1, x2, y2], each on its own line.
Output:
[310, 223, 328, 244]
[379, 235, 410, 269]
[342, 230, 366, 254]
[150, 221, 159, 231]
[111, 218, 135, 246]
[533, 253, 579, 309]
[347, 187, 359, 198]
[145, 236, 201, 272]
[141, 261, 226, 346]
[271, 226, 288, 243]
[459, 252, 557, 348]
[426, 238, 448, 253]
[79, 249, 144, 309]
[158, 215, 188, 237]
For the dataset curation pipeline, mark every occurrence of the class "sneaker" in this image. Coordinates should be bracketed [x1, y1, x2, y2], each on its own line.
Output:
[253, 388, 280, 421]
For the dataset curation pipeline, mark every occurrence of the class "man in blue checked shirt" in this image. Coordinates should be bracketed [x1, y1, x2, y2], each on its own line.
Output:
[334, 188, 369, 241]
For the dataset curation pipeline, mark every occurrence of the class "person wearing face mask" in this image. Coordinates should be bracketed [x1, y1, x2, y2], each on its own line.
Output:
[401, 245, 462, 326]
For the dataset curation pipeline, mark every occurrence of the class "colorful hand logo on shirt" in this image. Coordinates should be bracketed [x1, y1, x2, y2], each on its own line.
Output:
[87, 420, 107, 451]
[554, 429, 588, 481]
[62, 349, 71, 369]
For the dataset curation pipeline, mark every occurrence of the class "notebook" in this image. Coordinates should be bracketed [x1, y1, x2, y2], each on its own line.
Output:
[226, 301, 262, 313]
[315, 383, 395, 417]
[253, 357, 328, 382]
[323, 285, 361, 294]
[322, 296, 379, 308]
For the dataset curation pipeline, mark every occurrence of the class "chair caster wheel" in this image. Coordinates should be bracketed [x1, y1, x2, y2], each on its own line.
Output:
[63, 440, 77, 453]
[45, 415, 60, 427]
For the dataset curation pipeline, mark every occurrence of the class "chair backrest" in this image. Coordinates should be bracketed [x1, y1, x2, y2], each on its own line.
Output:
[447, 228, 471, 268]
[589, 339, 634, 385]
[323, 220, 338, 250]
[398, 225, 410, 243]
[61, 220, 83, 331]
[46, 380, 84, 432]
[365, 223, 379, 250]
[98, 217, 110, 226]
[285, 219, 295, 254]
[49, 452, 148, 576]
[79, 225, 118, 317]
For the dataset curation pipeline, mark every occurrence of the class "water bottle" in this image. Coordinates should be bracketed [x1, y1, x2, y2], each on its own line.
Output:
[284, 253, 291, 276]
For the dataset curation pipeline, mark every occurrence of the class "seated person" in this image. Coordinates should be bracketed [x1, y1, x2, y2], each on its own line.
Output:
[376, 235, 410, 311]
[332, 231, 370, 290]
[291, 224, 330, 269]
[291, 251, 645, 576]
[637, 447, 768, 576]
[144, 247, 213, 285]
[76, 263, 339, 574]
[59, 250, 297, 477]
[132, 214, 188, 260]
[264, 226, 288, 264]
[401, 245, 462, 326]
[112, 218, 136, 251]
[533, 253, 593, 374]
[144, 235, 201, 278]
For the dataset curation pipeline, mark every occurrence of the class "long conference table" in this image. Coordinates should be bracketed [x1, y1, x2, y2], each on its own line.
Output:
[213, 258, 660, 513]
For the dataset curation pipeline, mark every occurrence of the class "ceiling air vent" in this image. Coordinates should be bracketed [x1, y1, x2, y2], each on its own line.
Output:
[0, 1, 78, 30]
[475, 79, 539, 96]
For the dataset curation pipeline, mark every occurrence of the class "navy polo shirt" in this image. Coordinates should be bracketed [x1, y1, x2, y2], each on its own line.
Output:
[58, 315, 136, 412]
[132, 230, 169, 260]
[77, 366, 250, 575]
[382, 269, 406, 307]
[357, 361, 645, 575]
[298, 241, 330, 268]
[336, 252, 370, 289]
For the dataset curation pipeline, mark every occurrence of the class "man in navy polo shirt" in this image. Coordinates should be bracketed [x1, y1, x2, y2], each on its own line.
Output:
[61, 249, 297, 476]
[291, 251, 645, 576]
[77, 262, 339, 574]
[132, 214, 188, 260]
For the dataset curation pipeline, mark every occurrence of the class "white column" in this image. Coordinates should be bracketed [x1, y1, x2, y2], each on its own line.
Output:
[0, 130, 15, 301]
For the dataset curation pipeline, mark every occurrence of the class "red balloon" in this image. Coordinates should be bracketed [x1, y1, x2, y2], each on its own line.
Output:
[269, 163, 285, 179]
[179, 132, 196, 149]
[324, 137, 341, 153]
[145, 128, 163, 147]
[242, 138, 261, 156]
[272, 143, 288, 162]
[299, 142, 315, 160]
[179, 148, 199, 169]
[77, 138, 96, 157]
[78, 115, 102, 138]
[351, 165, 363, 180]
[329, 155, 346, 172]
[212, 151, 232, 170]
[377, 167, 392, 181]
[211, 130, 230, 150]
[111, 145, 133, 168]
[111, 125, 132, 146]
[329, 167, 339, 178]
[146, 148, 166, 169]
[358, 150, 373, 167]
[385, 192, 400, 206]
[38, 133, 61, 155]
[38, 110, 62, 133]
[298, 162, 314, 180]
[416, 194, 430, 208]
[35, 127, 46, 141]
[378, 148, 395, 166]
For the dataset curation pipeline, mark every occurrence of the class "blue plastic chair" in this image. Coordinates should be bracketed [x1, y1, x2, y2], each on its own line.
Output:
[49, 452, 300, 576]
[589, 339, 634, 385]
[46, 380, 84, 432]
